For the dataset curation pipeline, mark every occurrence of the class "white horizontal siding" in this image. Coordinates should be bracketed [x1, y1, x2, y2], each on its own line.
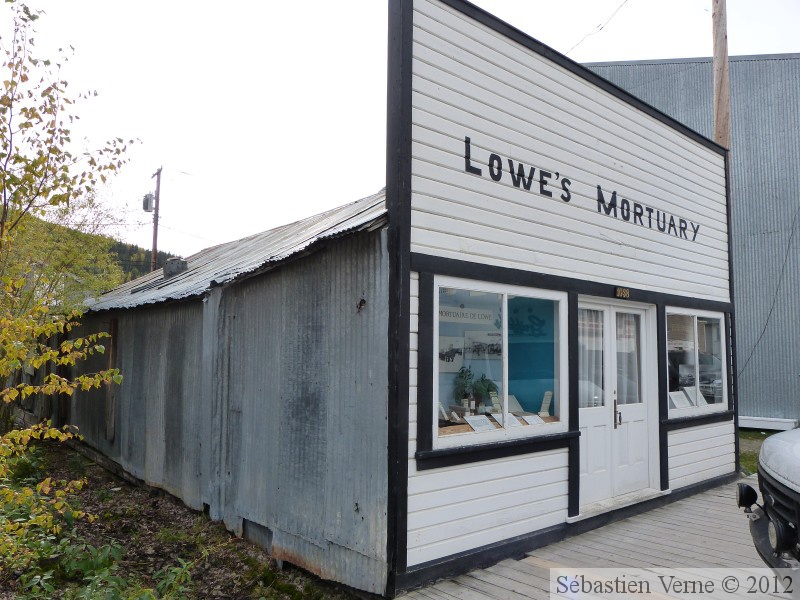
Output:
[406, 449, 568, 566]
[410, 52, 727, 218]
[668, 421, 736, 489]
[409, 272, 420, 478]
[406, 270, 567, 566]
[412, 6, 723, 185]
[410, 0, 729, 303]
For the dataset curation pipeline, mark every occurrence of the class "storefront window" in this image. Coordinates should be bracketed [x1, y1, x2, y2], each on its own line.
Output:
[667, 310, 726, 414]
[435, 278, 566, 445]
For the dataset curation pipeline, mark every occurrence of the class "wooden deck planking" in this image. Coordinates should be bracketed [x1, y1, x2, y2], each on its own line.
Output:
[405, 478, 765, 599]
[483, 561, 552, 595]
[581, 520, 759, 564]
[576, 530, 755, 569]
[450, 573, 533, 600]
[461, 569, 547, 599]
[549, 536, 674, 568]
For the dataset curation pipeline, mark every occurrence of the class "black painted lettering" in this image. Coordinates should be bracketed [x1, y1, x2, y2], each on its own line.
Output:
[656, 211, 667, 232]
[668, 215, 678, 236]
[691, 222, 700, 241]
[633, 202, 644, 225]
[620, 198, 631, 221]
[508, 159, 535, 191]
[560, 178, 572, 202]
[539, 170, 552, 197]
[464, 137, 482, 176]
[645, 206, 654, 228]
[597, 186, 618, 217]
[678, 218, 688, 239]
[489, 153, 503, 181]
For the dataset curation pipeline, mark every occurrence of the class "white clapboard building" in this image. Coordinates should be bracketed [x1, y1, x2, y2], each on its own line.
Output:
[61, 0, 737, 596]
[391, 0, 735, 589]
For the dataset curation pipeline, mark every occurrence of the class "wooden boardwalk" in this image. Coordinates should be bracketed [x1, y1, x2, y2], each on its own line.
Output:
[406, 477, 775, 599]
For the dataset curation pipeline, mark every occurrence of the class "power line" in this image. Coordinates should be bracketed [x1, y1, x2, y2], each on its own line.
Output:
[565, 0, 631, 56]
[737, 204, 800, 379]
[157, 222, 216, 244]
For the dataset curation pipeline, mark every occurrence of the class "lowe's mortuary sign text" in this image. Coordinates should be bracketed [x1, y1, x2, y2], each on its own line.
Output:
[464, 136, 701, 242]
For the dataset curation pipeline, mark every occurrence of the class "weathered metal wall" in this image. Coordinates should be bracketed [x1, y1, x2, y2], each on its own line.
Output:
[70, 302, 208, 510]
[220, 228, 390, 593]
[588, 54, 800, 423]
[70, 228, 390, 594]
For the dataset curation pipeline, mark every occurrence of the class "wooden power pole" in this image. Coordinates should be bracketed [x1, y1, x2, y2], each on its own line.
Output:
[151, 167, 162, 272]
[712, 0, 731, 149]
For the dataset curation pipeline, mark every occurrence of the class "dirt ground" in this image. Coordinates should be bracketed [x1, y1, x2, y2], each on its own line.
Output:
[739, 436, 764, 454]
[4, 441, 363, 599]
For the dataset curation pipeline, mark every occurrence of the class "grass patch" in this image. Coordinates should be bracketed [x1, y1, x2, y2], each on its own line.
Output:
[740, 451, 759, 475]
[739, 428, 775, 441]
[738, 428, 780, 475]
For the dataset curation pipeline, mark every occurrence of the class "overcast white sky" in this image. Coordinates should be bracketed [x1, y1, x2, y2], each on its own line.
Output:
[5, 0, 800, 257]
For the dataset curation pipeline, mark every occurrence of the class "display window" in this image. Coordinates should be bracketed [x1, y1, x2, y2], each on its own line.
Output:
[433, 276, 568, 448]
[666, 308, 727, 416]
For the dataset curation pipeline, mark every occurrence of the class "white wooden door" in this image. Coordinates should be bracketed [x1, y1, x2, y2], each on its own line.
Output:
[579, 302, 653, 507]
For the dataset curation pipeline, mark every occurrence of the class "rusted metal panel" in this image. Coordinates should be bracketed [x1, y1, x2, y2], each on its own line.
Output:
[588, 54, 800, 422]
[88, 190, 387, 312]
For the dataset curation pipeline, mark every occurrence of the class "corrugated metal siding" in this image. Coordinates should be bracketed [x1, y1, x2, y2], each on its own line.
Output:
[69, 228, 390, 593]
[588, 54, 800, 421]
[70, 303, 207, 510]
[222, 228, 390, 593]
[410, 0, 729, 303]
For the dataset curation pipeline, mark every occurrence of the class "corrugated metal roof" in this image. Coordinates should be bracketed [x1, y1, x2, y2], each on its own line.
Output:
[90, 189, 387, 311]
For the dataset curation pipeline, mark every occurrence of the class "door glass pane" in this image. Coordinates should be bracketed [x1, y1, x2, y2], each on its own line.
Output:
[579, 309, 604, 408]
[616, 313, 642, 405]
[697, 316, 723, 405]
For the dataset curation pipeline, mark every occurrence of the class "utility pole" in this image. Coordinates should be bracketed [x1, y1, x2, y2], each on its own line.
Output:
[151, 167, 162, 272]
[712, 0, 731, 149]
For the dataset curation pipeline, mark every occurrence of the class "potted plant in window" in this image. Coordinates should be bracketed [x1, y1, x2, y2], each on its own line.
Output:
[453, 366, 473, 404]
[472, 374, 498, 412]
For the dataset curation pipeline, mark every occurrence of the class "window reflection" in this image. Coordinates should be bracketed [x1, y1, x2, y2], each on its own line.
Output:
[667, 313, 724, 409]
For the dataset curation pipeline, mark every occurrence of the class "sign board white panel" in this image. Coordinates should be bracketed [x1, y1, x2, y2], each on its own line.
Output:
[409, 0, 729, 302]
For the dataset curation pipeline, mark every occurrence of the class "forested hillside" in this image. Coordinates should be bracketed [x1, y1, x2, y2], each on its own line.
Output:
[110, 242, 178, 282]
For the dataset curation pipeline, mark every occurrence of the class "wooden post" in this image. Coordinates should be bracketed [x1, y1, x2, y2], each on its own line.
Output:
[151, 166, 162, 272]
[712, 0, 731, 149]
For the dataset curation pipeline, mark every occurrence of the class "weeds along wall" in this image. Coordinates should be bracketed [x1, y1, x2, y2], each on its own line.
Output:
[66, 228, 391, 594]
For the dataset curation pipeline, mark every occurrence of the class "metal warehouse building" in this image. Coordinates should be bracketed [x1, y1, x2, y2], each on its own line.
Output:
[51, 1, 740, 596]
[587, 53, 800, 431]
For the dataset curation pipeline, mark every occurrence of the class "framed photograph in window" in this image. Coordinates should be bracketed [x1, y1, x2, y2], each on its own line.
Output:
[438, 336, 464, 373]
[464, 331, 502, 361]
